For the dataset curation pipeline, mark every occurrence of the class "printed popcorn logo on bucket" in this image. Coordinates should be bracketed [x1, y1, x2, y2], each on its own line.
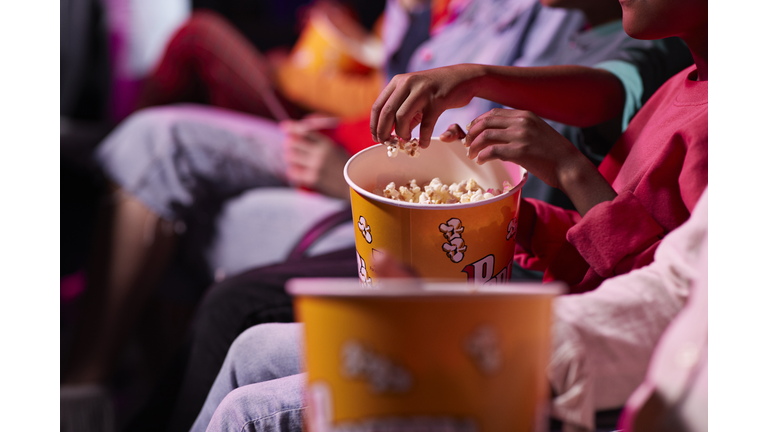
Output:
[506, 216, 518, 241]
[357, 216, 372, 243]
[439, 218, 467, 263]
[355, 251, 373, 287]
[341, 340, 413, 394]
[464, 325, 502, 375]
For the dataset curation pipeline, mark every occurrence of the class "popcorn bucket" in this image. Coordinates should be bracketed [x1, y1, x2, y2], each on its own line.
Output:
[287, 278, 565, 432]
[289, 5, 384, 75]
[343, 138, 527, 286]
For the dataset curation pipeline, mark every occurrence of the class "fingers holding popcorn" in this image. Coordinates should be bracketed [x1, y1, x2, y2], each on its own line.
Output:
[463, 109, 586, 189]
[370, 66, 480, 148]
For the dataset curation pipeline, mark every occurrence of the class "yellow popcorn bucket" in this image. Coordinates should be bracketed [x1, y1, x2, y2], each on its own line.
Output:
[287, 278, 565, 432]
[343, 138, 527, 286]
[289, 4, 384, 75]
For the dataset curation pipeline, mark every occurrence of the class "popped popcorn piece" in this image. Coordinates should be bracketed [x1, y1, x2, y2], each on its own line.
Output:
[384, 135, 421, 158]
[381, 177, 509, 204]
[383, 182, 401, 200]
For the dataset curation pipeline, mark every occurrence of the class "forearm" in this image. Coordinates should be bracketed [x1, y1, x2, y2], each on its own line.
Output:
[468, 64, 626, 127]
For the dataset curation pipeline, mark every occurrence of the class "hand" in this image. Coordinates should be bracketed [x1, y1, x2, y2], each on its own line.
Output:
[373, 251, 420, 279]
[463, 109, 617, 216]
[463, 109, 581, 188]
[281, 119, 351, 200]
[370, 64, 483, 148]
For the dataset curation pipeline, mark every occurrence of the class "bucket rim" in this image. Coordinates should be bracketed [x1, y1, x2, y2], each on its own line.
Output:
[287, 278, 565, 297]
[343, 139, 528, 209]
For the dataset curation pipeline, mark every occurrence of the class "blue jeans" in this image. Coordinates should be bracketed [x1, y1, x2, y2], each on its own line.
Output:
[190, 323, 306, 432]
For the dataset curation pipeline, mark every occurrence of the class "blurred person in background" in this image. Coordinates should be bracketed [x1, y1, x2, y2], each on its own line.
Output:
[134, 1, 389, 122]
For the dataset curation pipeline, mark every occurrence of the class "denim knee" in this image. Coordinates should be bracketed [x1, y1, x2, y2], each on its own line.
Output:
[226, 323, 304, 382]
[207, 374, 307, 432]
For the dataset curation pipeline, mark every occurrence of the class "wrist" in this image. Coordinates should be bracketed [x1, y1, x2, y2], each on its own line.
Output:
[461, 64, 489, 100]
[557, 157, 616, 216]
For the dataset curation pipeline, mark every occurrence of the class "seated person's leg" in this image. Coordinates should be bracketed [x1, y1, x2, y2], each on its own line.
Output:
[96, 105, 289, 221]
[65, 105, 289, 385]
[166, 246, 357, 432]
[190, 323, 306, 432]
[203, 374, 306, 432]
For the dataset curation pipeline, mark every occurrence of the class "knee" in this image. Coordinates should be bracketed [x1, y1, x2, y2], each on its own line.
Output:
[208, 377, 306, 432]
[207, 386, 261, 432]
[228, 323, 302, 367]
[104, 106, 180, 145]
[97, 106, 180, 166]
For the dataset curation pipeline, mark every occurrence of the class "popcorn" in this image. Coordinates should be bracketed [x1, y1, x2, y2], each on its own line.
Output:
[384, 135, 420, 158]
[381, 177, 511, 204]
[462, 122, 472, 147]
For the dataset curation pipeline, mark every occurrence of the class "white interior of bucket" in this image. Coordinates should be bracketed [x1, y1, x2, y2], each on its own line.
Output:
[344, 137, 527, 208]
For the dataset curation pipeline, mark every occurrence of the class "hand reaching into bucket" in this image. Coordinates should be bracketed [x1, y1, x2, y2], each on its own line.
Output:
[458, 109, 617, 216]
[372, 251, 419, 279]
[370, 65, 481, 149]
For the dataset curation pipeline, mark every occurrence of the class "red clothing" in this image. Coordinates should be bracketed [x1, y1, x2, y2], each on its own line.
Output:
[327, 117, 378, 155]
[515, 65, 708, 293]
[138, 10, 306, 121]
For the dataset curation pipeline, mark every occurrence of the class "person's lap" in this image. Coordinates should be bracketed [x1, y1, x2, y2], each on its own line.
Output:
[95, 104, 289, 221]
[95, 103, 357, 278]
[161, 247, 358, 432]
[191, 323, 306, 432]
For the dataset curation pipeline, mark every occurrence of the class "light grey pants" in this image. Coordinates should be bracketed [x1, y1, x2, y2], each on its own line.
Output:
[191, 323, 306, 432]
[96, 104, 355, 277]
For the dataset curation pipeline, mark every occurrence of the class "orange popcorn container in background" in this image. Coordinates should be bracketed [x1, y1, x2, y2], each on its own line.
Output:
[343, 138, 527, 286]
[289, 3, 384, 75]
[288, 278, 564, 432]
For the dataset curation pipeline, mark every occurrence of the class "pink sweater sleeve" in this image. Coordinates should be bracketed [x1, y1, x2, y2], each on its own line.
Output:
[514, 198, 582, 272]
[566, 137, 708, 278]
[565, 191, 665, 278]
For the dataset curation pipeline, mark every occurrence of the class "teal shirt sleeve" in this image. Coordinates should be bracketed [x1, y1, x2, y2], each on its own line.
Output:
[594, 60, 643, 132]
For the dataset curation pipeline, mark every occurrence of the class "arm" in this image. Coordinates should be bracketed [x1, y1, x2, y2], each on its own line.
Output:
[370, 63, 624, 146]
[512, 198, 583, 273]
[566, 130, 708, 279]
[548, 188, 708, 430]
